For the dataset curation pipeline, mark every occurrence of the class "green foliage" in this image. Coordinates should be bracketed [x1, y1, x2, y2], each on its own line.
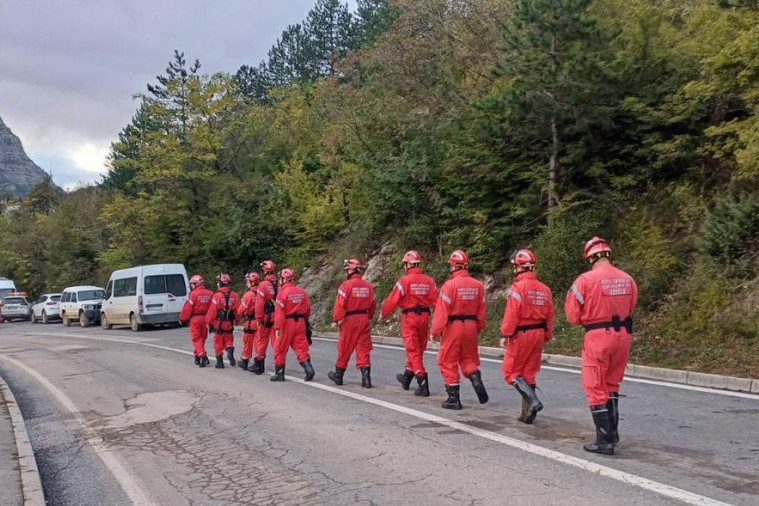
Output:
[700, 192, 759, 269]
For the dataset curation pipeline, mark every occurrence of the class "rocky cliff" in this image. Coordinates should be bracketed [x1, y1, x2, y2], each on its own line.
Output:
[0, 116, 47, 198]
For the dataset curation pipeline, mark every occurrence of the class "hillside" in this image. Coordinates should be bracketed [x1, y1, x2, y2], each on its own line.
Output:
[1, 0, 759, 378]
[0, 116, 47, 198]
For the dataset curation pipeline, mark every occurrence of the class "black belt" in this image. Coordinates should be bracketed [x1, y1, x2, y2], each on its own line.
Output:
[245, 314, 256, 321]
[448, 314, 477, 322]
[285, 313, 307, 321]
[345, 310, 369, 317]
[215, 328, 234, 335]
[402, 305, 430, 315]
[515, 321, 547, 332]
[584, 316, 633, 334]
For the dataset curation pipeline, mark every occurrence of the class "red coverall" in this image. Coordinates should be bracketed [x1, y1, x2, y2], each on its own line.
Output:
[565, 263, 638, 406]
[431, 269, 487, 386]
[381, 267, 437, 375]
[205, 287, 241, 356]
[179, 285, 214, 358]
[254, 274, 278, 360]
[273, 282, 311, 366]
[332, 273, 376, 369]
[238, 287, 258, 361]
[500, 271, 554, 385]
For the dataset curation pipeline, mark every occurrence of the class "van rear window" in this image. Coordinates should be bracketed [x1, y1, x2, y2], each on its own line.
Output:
[145, 275, 187, 296]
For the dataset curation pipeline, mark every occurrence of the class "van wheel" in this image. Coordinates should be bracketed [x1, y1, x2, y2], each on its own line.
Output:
[79, 311, 89, 328]
[130, 314, 142, 332]
[101, 314, 112, 330]
[42, 311, 49, 325]
[62, 313, 71, 327]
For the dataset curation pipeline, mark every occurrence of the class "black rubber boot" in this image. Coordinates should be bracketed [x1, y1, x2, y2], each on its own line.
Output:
[360, 366, 372, 388]
[248, 358, 263, 374]
[215, 355, 224, 369]
[469, 370, 489, 404]
[607, 392, 620, 444]
[396, 369, 415, 390]
[194, 355, 200, 366]
[238, 358, 249, 370]
[270, 365, 285, 382]
[583, 405, 615, 455]
[301, 360, 315, 382]
[414, 374, 430, 397]
[328, 367, 345, 386]
[226, 347, 236, 367]
[199, 356, 210, 368]
[441, 385, 462, 410]
[513, 377, 543, 424]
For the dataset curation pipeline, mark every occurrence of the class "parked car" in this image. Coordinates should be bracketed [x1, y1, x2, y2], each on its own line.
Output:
[0, 278, 17, 300]
[102, 264, 189, 332]
[1, 294, 33, 321]
[59, 286, 105, 327]
[31, 293, 62, 324]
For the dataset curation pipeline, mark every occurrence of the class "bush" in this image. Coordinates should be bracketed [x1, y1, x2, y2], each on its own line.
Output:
[700, 192, 759, 272]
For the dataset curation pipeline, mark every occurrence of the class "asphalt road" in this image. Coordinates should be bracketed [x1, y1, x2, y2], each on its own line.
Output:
[0, 321, 757, 505]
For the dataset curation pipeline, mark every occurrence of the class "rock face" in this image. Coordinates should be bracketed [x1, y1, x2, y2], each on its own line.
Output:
[0, 116, 47, 198]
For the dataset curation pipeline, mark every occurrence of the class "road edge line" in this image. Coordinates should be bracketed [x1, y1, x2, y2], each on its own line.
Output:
[0, 368, 46, 506]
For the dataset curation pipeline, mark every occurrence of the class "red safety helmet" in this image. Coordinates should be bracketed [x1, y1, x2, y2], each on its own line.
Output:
[280, 268, 295, 281]
[449, 249, 470, 268]
[261, 260, 277, 272]
[217, 273, 232, 286]
[583, 236, 612, 260]
[189, 274, 204, 286]
[402, 250, 422, 265]
[245, 272, 261, 284]
[343, 258, 364, 273]
[510, 249, 537, 269]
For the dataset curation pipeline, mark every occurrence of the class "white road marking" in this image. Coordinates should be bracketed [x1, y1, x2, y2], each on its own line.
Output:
[319, 338, 759, 400]
[19, 330, 733, 506]
[0, 355, 155, 505]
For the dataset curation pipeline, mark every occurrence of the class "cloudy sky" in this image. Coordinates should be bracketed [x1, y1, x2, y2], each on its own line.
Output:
[0, 0, 355, 189]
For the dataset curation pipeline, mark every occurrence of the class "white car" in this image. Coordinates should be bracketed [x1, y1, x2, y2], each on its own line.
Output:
[30, 293, 62, 324]
[59, 286, 105, 327]
[1, 295, 33, 321]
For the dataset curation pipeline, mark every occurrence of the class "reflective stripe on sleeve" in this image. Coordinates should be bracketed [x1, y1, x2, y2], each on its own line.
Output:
[395, 282, 405, 297]
[187, 299, 194, 306]
[440, 292, 452, 304]
[277, 300, 285, 307]
[338, 289, 348, 298]
[506, 289, 522, 302]
[571, 284, 585, 305]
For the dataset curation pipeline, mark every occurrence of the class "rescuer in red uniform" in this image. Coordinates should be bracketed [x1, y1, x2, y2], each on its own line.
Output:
[431, 250, 489, 410]
[380, 250, 437, 397]
[565, 237, 638, 455]
[205, 273, 241, 369]
[500, 249, 554, 424]
[252, 260, 278, 375]
[270, 268, 315, 382]
[237, 272, 260, 372]
[179, 274, 214, 368]
[328, 259, 376, 388]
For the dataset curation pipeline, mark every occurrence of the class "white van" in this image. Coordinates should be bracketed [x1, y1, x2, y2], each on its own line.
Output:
[0, 278, 17, 300]
[101, 264, 189, 332]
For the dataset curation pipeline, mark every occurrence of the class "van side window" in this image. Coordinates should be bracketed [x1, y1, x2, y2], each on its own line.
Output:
[114, 277, 138, 297]
[61, 292, 69, 303]
[166, 274, 187, 296]
[104, 281, 113, 299]
[70, 292, 77, 303]
[144, 275, 166, 295]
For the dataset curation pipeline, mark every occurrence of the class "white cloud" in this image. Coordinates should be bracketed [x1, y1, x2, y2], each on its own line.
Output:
[68, 142, 109, 175]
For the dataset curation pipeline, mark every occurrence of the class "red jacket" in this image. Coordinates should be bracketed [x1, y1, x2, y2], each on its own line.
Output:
[431, 269, 487, 336]
[274, 282, 311, 330]
[237, 287, 257, 321]
[179, 286, 214, 323]
[380, 267, 437, 318]
[332, 273, 376, 322]
[205, 287, 241, 328]
[500, 271, 554, 340]
[255, 274, 278, 325]
[564, 262, 638, 329]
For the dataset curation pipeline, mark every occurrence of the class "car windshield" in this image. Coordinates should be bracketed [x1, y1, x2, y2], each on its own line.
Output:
[77, 290, 104, 301]
[3, 297, 27, 305]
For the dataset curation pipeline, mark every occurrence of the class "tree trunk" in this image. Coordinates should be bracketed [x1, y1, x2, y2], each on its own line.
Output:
[549, 115, 559, 210]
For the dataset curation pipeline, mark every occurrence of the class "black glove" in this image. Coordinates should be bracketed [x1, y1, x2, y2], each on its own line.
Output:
[306, 320, 313, 345]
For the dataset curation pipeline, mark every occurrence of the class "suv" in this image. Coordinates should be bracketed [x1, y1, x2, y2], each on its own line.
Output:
[31, 293, 62, 324]
[59, 286, 105, 327]
[0, 295, 33, 322]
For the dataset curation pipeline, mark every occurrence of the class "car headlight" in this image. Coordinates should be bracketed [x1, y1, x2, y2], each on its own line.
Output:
[82, 304, 93, 310]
